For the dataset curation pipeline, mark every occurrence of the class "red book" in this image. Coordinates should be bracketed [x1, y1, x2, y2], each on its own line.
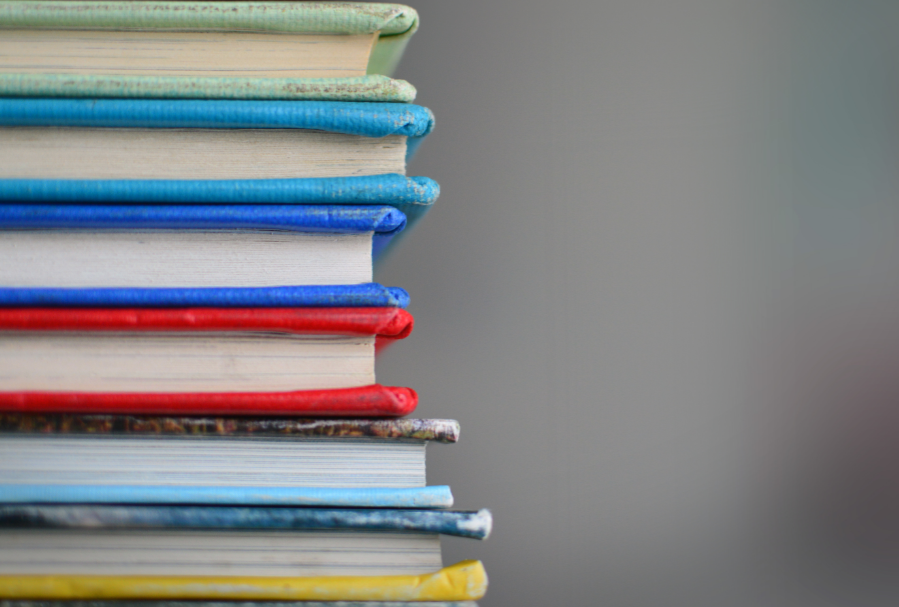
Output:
[0, 307, 416, 416]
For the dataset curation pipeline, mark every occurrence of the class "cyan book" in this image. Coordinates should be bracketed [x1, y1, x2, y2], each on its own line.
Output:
[0, 100, 439, 233]
[0, 486, 453, 509]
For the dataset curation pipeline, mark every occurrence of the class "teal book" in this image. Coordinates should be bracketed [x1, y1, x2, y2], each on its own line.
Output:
[0, 98, 438, 237]
[0, 2, 420, 101]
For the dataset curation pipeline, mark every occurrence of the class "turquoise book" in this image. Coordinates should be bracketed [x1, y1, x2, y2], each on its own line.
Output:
[0, 98, 438, 235]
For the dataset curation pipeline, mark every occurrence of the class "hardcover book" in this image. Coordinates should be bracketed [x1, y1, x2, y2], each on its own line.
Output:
[0, 416, 459, 507]
[0, 2, 421, 101]
[0, 308, 416, 415]
[0, 99, 434, 178]
[0, 99, 439, 238]
[0, 505, 491, 577]
[0, 205, 405, 289]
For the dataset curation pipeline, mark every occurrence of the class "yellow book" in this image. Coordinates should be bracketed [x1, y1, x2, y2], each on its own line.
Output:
[0, 561, 488, 602]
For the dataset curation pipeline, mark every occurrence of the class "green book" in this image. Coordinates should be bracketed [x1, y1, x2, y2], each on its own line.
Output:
[0, 1, 419, 101]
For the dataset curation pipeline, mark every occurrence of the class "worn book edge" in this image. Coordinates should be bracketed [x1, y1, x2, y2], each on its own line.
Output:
[0, 561, 486, 601]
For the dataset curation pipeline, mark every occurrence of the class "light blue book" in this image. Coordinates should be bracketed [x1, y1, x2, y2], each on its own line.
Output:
[0, 485, 453, 508]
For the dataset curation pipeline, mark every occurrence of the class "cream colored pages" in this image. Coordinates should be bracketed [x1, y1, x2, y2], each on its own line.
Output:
[0, 231, 373, 287]
[0, 128, 406, 179]
[0, 30, 378, 78]
[0, 332, 375, 392]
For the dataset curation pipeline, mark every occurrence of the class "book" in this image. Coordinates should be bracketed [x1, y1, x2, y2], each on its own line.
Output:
[0, 415, 457, 507]
[0, 505, 491, 577]
[0, 308, 416, 414]
[0, 205, 405, 288]
[0, 99, 434, 179]
[0, 504, 492, 539]
[0, 560, 488, 601]
[0, 2, 420, 102]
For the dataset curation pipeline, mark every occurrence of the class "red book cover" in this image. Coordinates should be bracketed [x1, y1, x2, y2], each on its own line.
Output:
[0, 307, 416, 416]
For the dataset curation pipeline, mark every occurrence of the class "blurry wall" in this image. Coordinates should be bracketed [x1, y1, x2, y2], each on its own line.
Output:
[376, 1, 899, 605]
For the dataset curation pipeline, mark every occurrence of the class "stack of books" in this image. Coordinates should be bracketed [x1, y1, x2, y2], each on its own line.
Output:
[0, 2, 489, 606]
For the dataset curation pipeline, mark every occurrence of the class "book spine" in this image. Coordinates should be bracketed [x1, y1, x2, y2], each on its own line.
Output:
[0, 415, 460, 442]
[0, 285, 410, 308]
[0, 560, 486, 601]
[0, 308, 413, 338]
[0, 485, 455, 509]
[0, 175, 439, 205]
[0, 385, 418, 417]
[0, 506, 491, 539]
[0, 99, 434, 137]
[0, 204, 407, 235]
[0, 74, 418, 102]
[0, 3, 419, 36]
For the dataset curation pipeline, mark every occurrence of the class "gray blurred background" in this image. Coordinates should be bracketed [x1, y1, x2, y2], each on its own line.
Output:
[376, 1, 899, 605]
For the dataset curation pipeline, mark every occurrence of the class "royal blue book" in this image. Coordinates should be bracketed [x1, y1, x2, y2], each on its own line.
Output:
[0, 204, 408, 303]
[0, 99, 439, 235]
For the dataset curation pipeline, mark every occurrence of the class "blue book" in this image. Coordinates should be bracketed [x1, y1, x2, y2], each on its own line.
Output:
[0, 204, 409, 305]
[0, 505, 492, 540]
[0, 99, 439, 235]
[0, 416, 456, 508]
[0, 485, 453, 509]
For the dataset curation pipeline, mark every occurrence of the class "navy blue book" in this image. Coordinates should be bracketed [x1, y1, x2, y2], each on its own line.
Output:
[0, 99, 439, 234]
[0, 204, 410, 307]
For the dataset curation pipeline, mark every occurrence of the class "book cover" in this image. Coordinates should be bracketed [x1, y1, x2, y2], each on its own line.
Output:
[0, 174, 438, 238]
[0, 415, 459, 442]
[0, 203, 406, 261]
[0, 284, 410, 309]
[0, 385, 418, 417]
[0, 2, 420, 101]
[0, 99, 434, 144]
[0, 485, 454, 509]
[0, 561, 487, 601]
[0, 203, 406, 234]
[0, 505, 492, 540]
[0, 307, 414, 338]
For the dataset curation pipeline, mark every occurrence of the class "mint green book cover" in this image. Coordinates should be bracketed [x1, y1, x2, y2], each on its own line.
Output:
[0, 2, 419, 101]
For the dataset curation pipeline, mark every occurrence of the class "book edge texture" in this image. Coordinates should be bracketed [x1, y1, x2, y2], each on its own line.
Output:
[0, 560, 486, 601]
[0, 506, 490, 539]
